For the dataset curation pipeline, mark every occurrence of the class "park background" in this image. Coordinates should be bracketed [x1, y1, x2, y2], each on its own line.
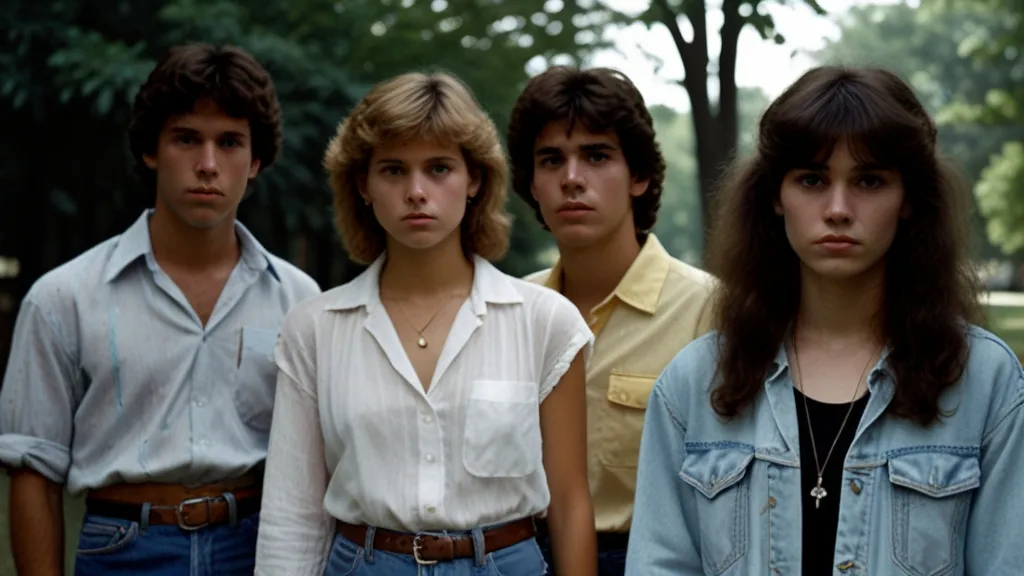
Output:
[1, 0, 1022, 571]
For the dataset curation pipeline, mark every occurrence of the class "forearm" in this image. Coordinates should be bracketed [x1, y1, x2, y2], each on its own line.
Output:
[548, 491, 597, 575]
[10, 469, 65, 576]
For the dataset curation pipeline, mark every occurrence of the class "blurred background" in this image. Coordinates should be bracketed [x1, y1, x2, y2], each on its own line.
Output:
[1, 0, 1022, 571]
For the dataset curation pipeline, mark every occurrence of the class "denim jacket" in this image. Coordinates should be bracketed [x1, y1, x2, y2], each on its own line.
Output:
[625, 325, 1024, 576]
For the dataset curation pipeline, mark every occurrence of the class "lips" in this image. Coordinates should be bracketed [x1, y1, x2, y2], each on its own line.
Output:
[557, 201, 593, 213]
[815, 234, 858, 245]
[402, 212, 435, 222]
[186, 187, 222, 196]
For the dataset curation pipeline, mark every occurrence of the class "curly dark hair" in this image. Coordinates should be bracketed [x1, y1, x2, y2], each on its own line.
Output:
[506, 66, 664, 239]
[128, 43, 282, 190]
[707, 65, 982, 426]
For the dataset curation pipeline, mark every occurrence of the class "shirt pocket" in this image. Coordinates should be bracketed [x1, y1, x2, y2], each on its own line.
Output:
[678, 442, 755, 576]
[598, 371, 656, 469]
[463, 380, 541, 478]
[233, 326, 280, 431]
[887, 450, 980, 576]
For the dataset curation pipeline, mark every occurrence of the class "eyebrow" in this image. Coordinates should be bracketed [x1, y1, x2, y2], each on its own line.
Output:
[535, 142, 618, 156]
[168, 126, 248, 140]
[796, 162, 893, 172]
[374, 156, 459, 165]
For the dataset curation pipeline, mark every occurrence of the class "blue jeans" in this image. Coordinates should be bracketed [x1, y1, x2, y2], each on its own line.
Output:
[324, 527, 547, 575]
[73, 512, 260, 575]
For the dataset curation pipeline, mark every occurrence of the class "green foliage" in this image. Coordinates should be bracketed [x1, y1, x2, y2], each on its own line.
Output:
[0, 0, 609, 291]
[977, 142, 1024, 255]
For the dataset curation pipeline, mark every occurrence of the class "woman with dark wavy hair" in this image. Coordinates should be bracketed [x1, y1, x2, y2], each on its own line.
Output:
[625, 66, 1024, 575]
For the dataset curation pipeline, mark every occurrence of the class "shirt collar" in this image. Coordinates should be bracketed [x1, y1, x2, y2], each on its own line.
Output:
[543, 234, 672, 315]
[323, 253, 524, 314]
[103, 209, 280, 283]
[765, 326, 894, 385]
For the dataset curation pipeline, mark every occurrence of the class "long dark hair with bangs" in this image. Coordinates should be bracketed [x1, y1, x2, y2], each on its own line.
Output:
[707, 65, 981, 426]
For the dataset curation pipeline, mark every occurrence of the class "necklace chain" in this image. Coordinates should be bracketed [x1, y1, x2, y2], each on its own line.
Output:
[791, 332, 878, 509]
[385, 293, 462, 349]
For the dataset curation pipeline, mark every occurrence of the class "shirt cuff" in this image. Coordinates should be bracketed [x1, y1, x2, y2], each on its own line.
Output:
[0, 434, 70, 484]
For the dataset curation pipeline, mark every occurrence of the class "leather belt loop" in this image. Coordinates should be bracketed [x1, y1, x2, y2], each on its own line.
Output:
[222, 492, 238, 527]
[140, 502, 152, 533]
[363, 526, 376, 563]
[471, 527, 486, 567]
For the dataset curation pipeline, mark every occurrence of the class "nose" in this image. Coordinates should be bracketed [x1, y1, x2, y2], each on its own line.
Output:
[823, 182, 853, 225]
[560, 156, 586, 195]
[405, 172, 428, 205]
[194, 141, 219, 179]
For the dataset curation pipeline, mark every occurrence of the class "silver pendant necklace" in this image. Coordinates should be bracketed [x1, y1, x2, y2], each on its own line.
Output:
[791, 333, 877, 509]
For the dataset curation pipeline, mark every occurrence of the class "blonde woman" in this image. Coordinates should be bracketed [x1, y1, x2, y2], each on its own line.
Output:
[254, 72, 597, 575]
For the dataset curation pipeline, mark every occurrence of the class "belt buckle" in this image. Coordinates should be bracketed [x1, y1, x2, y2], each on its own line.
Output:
[176, 497, 213, 531]
[412, 533, 438, 566]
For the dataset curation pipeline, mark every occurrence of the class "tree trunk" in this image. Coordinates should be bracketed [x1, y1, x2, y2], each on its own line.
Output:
[656, 0, 745, 262]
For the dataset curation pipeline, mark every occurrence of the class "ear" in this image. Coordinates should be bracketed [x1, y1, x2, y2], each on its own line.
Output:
[248, 158, 261, 179]
[773, 198, 784, 215]
[467, 168, 482, 200]
[143, 153, 158, 170]
[629, 177, 650, 198]
[354, 174, 371, 205]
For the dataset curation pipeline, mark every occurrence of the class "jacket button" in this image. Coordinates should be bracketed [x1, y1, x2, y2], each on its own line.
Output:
[849, 479, 863, 495]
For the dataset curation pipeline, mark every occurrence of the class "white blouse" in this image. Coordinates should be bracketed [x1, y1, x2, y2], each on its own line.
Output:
[254, 254, 593, 574]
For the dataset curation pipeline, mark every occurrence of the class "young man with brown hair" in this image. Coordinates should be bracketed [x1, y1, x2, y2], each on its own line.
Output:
[506, 66, 715, 575]
[0, 43, 319, 575]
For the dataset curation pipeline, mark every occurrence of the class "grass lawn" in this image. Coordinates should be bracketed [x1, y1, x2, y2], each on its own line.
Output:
[1, 292, 1022, 573]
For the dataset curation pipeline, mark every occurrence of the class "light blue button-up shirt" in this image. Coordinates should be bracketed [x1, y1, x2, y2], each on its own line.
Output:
[0, 210, 321, 494]
[626, 325, 1024, 575]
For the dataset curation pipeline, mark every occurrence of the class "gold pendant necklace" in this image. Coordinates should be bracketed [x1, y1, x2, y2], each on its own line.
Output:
[387, 294, 460, 349]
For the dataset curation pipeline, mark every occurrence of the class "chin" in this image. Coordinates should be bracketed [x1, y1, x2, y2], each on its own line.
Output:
[551, 226, 605, 249]
[803, 260, 881, 282]
[174, 207, 234, 230]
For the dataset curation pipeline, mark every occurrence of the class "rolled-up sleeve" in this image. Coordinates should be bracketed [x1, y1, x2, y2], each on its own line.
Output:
[538, 296, 594, 403]
[0, 297, 79, 484]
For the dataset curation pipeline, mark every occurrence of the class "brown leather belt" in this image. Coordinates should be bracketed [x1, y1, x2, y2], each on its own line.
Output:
[85, 476, 261, 531]
[336, 517, 536, 564]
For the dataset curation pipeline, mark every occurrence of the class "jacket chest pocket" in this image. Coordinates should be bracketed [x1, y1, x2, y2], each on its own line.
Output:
[887, 450, 980, 576]
[678, 443, 755, 576]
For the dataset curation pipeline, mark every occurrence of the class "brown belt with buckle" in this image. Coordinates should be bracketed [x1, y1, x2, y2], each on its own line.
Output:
[85, 475, 261, 531]
[336, 517, 536, 564]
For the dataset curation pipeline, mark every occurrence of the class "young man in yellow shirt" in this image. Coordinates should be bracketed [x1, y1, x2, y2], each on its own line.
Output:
[507, 66, 715, 575]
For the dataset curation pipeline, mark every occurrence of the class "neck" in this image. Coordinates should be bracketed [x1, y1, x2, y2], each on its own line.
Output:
[559, 225, 642, 304]
[795, 262, 886, 345]
[148, 205, 239, 270]
[380, 234, 473, 298]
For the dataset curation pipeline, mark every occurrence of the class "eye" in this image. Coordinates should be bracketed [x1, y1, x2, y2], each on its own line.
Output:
[538, 156, 562, 167]
[587, 152, 609, 163]
[429, 164, 451, 176]
[175, 134, 196, 145]
[219, 136, 241, 148]
[859, 174, 885, 189]
[380, 165, 404, 176]
[797, 173, 824, 188]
